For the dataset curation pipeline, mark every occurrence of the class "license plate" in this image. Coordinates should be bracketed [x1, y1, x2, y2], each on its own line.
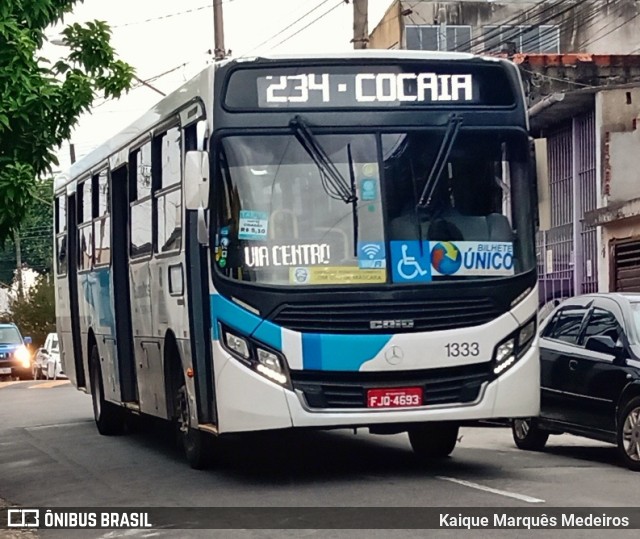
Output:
[367, 387, 422, 408]
[0, 367, 11, 375]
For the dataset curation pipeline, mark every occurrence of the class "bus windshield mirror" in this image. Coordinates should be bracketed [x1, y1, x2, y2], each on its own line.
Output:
[416, 114, 463, 210]
[289, 115, 356, 205]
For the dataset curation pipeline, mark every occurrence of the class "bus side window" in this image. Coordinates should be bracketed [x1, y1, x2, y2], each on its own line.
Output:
[78, 179, 93, 270]
[56, 195, 67, 276]
[129, 142, 153, 258]
[154, 125, 182, 253]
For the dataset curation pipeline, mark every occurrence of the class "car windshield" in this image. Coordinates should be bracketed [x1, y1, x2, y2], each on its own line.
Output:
[0, 327, 22, 345]
[51, 336, 59, 352]
[215, 130, 535, 287]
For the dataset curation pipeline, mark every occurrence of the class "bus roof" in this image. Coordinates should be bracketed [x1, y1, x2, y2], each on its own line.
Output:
[61, 50, 517, 191]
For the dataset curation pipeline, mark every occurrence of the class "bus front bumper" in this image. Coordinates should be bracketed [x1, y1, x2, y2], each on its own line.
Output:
[214, 343, 540, 434]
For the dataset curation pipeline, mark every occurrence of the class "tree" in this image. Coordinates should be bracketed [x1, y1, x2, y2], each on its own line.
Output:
[0, 178, 54, 283]
[1, 274, 55, 347]
[0, 0, 134, 244]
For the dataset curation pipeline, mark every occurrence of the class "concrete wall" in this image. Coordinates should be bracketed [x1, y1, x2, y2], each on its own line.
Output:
[597, 87, 640, 204]
[595, 88, 640, 291]
[370, 0, 640, 53]
[369, 0, 403, 49]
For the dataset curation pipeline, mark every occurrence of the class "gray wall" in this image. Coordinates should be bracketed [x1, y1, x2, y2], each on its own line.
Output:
[370, 1, 640, 53]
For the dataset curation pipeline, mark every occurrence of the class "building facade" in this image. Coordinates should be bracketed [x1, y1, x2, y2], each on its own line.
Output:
[369, 1, 640, 55]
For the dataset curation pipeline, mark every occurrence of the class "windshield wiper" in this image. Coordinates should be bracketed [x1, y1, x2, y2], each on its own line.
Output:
[289, 115, 359, 256]
[289, 115, 356, 204]
[416, 113, 463, 210]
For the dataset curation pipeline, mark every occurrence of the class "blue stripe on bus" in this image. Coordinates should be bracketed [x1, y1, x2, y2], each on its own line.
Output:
[253, 320, 282, 352]
[211, 294, 390, 370]
[301, 333, 392, 371]
[210, 294, 282, 351]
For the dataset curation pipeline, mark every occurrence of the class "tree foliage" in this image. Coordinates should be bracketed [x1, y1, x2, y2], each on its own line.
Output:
[0, 0, 134, 244]
[0, 275, 55, 347]
[0, 178, 54, 284]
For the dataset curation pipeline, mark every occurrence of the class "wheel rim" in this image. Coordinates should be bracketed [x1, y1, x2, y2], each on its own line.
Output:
[177, 386, 190, 435]
[514, 419, 530, 440]
[622, 406, 640, 462]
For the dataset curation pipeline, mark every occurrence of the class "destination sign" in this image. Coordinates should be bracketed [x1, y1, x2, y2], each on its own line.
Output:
[223, 63, 516, 110]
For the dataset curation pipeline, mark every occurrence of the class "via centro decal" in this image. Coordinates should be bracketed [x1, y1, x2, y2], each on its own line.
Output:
[390, 241, 514, 283]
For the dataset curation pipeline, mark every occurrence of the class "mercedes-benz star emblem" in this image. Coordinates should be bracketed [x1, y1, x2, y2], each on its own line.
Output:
[385, 346, 404, 365]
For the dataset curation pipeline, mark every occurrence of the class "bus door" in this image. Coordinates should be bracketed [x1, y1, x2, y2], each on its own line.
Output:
[127, 142, 155, 412]
[110, 165, 138, 403]
[66, 192, 86, 389]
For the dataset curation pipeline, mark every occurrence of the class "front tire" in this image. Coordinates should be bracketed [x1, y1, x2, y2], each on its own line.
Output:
[512, 418, 549, 451]
[175, 382, 216, 469]
[617, 397, 640, 472]
[89, 346, 124, 436]
[408, 423, 459, 458]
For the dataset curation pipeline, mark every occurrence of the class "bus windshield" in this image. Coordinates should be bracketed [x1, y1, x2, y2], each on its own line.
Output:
[215, 130, 535, 287]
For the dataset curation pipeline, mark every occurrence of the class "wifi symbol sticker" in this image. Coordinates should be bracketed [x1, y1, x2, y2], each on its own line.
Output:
[358, 241, 386, 269]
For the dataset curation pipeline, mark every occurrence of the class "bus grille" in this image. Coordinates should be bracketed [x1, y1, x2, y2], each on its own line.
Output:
[290, 363, 492, 410]
[271, 297, 502, 333]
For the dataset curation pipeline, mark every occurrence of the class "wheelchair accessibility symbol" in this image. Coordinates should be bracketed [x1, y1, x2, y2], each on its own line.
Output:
[391, 241, 432, 283]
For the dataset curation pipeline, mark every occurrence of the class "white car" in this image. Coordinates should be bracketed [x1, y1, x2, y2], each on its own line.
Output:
[33, 333, 64, 380]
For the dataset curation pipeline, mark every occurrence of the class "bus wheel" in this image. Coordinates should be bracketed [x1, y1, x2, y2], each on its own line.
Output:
[408, 423, 459, 459]
[176, 382, 214, 470]
[89, 346, 124, 435]
[511, 418, 549, 451]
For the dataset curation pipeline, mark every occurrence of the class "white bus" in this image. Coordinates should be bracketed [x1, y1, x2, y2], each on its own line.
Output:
[55, 51, 540, 468]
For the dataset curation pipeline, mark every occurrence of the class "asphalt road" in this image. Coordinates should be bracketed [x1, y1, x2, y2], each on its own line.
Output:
[1, 380, 640, 539]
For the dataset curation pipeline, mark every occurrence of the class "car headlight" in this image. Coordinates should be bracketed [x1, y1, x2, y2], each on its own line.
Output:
[220, 325, 290, 388]
[492, 317, 536, 376]
[14, 346, 31, 368]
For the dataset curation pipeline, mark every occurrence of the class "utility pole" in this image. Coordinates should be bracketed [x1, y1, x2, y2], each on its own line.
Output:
[213, 0, 226, 60]
[14, 230, 22, 300]
[352, 0, 368, 49]
[69, 143, 76, 165]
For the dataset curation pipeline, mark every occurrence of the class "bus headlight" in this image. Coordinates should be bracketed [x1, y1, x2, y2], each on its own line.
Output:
[15, 346, 31, 368]
[220, 325, 290, 388]
[492, 317, 536, 376]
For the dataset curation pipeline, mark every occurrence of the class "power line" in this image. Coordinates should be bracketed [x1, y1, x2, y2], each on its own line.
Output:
[110, 1, 236, 29]
[267, 0, 346, 51]
[238, 0, 336, 57]
[452, 0, 566, 52]
[577, 10, 640, 51]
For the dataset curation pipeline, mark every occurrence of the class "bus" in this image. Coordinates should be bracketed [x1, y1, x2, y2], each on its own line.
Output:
[55, 50, 540, 469]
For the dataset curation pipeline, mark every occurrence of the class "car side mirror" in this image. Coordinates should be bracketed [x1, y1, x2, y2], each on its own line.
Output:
[585, 335, 617, 356]
[24, 336, 32, 345]
[40, 348, 49, 355]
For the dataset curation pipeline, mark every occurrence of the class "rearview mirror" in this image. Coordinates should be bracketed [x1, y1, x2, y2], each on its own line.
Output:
[585, 335, 617, 356]
[184, 151, 210, 211]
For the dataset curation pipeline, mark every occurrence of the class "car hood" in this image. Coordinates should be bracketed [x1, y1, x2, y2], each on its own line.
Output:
[0, 344, 21, 352]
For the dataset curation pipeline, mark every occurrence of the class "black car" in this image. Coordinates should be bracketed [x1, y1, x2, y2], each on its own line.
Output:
[512, 293, 640, 471]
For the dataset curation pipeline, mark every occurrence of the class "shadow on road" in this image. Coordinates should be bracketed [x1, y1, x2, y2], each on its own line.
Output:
[542, 441, 622, 470]
[123, 417, 512, 485]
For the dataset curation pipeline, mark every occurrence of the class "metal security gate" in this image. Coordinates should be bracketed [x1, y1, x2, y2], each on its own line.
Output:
[538, 123, 573, 308]
[537, 110, 598, 309]
[612, 238, 640, 292]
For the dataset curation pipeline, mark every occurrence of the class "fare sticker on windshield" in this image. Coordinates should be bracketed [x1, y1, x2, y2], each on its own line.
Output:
[290, 266, 386, 285]
[238, 210, 269, 240]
